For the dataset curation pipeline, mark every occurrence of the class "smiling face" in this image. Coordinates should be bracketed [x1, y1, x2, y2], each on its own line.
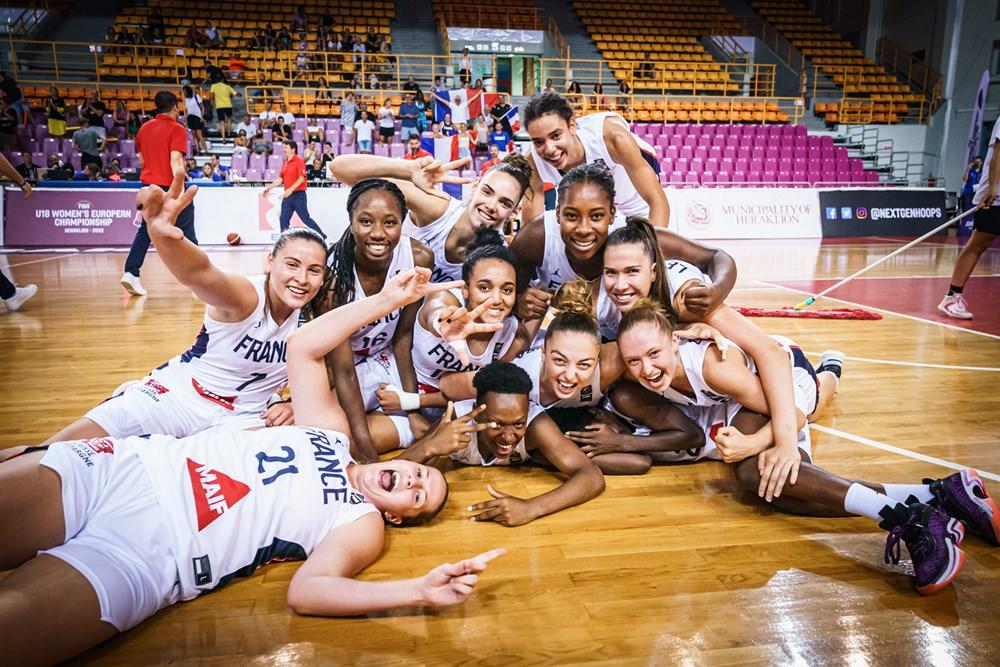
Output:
[351, 189, 403, 264]
[617, 321, 679, 394]
[602, 243, 655, 313]
[477, 391, 529, 460]
[463, 257, 516, 324]
[542, 330, 600, 400]
[352, 459, 447, 525]
[558, 181, 615, 262]
[467, 169, 524, 230]
[264, 237, 327, 311]
[527, 112, 581, 172]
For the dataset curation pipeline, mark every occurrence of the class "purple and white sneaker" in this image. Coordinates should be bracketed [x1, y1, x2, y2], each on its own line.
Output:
[879, 502, 965, 595]
[925, 469, 1000, 546]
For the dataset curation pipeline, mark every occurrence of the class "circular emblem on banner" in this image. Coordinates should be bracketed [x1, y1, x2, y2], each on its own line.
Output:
[685, 201, 711, 230]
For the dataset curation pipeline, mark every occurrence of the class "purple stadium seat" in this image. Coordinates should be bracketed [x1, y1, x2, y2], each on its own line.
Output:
[656, 136, 670, 150]
[763, 170, 777, 184]
[675, 158, 689, 173]
[708, 146, 722, 161]
[390, 143, 404, 159]
[231, 153, 248, 171]
[663, 146, 679, 161]
[684, 172, 700, 185]
[244, 169, 261, 181]
[69, 152, 81, 170]
[292, 129, 306, 143]
[734, 158, 748, 173]
[32, 151, 45, 167]
[35, 125, 48, 140]
[340, 142, 355, 155]
[373, 143, 389, 157]
[715, 172, 730, 185]
[866, 171, 879, 183]
[777, 171, 792, 184]
[747, 171, 762, 184]
[679, 147, 694, 161]
[249, 154, 266, 172]
[731, 171, 746, 184]
[659, 159, 672, 173]
[648, 125, 663, 139]
[264, 168, 278, 181]
[669, 171, 684, 184]
[270, 155, 285, 172]
[693, 147, 708, 162]
[682, 135, 697, 148]
[792, 170, 807, 185]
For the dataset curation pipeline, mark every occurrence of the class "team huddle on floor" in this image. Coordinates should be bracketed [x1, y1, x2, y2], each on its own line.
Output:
[2, 92, 998, 666]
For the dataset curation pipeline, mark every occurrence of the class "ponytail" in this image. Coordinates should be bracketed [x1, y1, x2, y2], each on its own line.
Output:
[546, 277, 599, 344]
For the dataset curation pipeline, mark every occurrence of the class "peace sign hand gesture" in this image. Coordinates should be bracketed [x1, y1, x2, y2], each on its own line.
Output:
[432, 299, 505, 365]
[424, 402, 495, 458]
[136, 167, 197, 242]
[382, 268, 463, 310]
[411, 155, 473, 200]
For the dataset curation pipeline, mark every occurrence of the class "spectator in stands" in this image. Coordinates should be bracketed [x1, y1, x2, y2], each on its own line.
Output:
[471, 118, 488, 155]
[76, 163, 101, 181]
[228, 54, 250, 80]
[305, 116, 324, 144]
[113, 100, 128, 130]
[441, 112, 456, 136]
[251, 130, 272, 155]
[542, 78, 556, 94]
[105, 163, 123, 182]
[193, 163, 215, 183]
[353, 109, 375, 153]
[430, 121, 443, 139]
[204, 21, 225, 48]
[276, 27, 292, 51]
[403, 75, 420, 93]
[209, 155, 228, 181]
[432, 76, 446, 94]
[340, 91, 358, 129]
[295, 41, 310, 74]
[105, 25, 118, 51]
[566, 80, 581, 95]
[44, 154, 72, 180]
[127, 111, 143, 139]
[183, 85, 208, 155]
[0, 101, 15, 151]
[233, 129, 250, 155]
[210, 79, 239, 141]
[617, 80, 632, 108]
[15, 152, 37, 181]
[368, 73, 380, 90]
[0, 71, 30, 132]
[489, 121, 511, 154]
[480, 144, 502, 175]
[302, 141, 318, 164]
[291, 5, 308, 32]
[962, 157, 983, 216]
[473, 78, 484, 92]
[307, 156, 326, 181]
[455, 123, 473, 160]
[320, 142, 335, 167]
[184, 158, 198, 177]
[458, 47, 473, 86]
[273, 116, 292, 142]
[72, 118, 105, 171]
[316, 77, 333, 101]
[396, 93, 419, 141]
[404, 135, 432, 160]
[591, 83, 609, 111]
[262, 23, 277, 50]
[318, 11, 334, 39]
[258, 101, 278, 130]
[45, 86, 67, 138]
[78, 93, 108, 137]
[204, 59, 224, 85]
[414, 91, 429, 134]
[185, 26, 208, 49]
[352, 35, 366, 64]
[274, 103, 295, 128]
[490, 97, 512, 135]
[235, 113, 257, 138]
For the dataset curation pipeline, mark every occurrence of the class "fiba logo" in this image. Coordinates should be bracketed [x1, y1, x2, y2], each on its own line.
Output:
[856, 207, 868, 220]
[685, 201, 712, 230]
[76, 199, 92, 210]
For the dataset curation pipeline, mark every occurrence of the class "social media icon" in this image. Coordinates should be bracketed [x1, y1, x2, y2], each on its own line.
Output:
[841, 206, 853, 220]
[825, 207, 838, 220]
[856, 207, 868, 219]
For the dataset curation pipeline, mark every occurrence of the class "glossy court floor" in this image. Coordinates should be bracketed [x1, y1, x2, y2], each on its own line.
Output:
[1, 235, 999, 666]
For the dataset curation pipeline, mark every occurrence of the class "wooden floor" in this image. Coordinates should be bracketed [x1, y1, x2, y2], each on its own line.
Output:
[2, 238, 1000, 666]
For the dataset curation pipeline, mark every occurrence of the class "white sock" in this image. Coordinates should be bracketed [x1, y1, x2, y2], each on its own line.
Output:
[881, 483, 933, 504]
[844, 483, 898, 522]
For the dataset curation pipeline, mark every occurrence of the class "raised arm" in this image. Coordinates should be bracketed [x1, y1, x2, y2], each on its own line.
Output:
[136, 169, 258, 321]
[604, 118, 670, 230]
[287, 512, 505, 615]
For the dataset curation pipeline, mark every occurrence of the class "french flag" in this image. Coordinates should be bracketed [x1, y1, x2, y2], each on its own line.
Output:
[503, 106, 522, 133]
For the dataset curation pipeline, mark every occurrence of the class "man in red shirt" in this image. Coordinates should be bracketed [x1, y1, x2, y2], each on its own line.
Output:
[263, 141, 325, 238]
[479, 143, 502, 175]
[403, 136, 432, 160]
[122, 91, 196, 296]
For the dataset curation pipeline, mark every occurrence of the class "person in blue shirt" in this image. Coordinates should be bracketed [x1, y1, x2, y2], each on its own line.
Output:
[962, 156, 983, 214]
[488, 121, 510, 154]
[399, 93, 420, 141]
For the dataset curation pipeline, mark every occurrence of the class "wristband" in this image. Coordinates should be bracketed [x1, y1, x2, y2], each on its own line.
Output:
[385, 384, 421, 411]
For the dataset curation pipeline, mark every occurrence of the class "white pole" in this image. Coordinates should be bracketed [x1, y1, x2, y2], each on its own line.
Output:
[793, 207, 977, 310]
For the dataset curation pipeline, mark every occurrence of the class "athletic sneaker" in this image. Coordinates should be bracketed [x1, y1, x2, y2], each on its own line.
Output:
[3, 284, 37, 311]
[879, 502, 965, 595]
[120, 272, 147, 297]
[816, 350, 845, 379]
[925, 469, 1000, 546]
[937, 294, 973, 320]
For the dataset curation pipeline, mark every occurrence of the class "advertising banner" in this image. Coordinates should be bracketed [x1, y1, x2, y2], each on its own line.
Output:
[446, 27, 544, 55]
[3, 187, 353, 247]
[668, 188, 821, 239]
[818, 188, 946, 237]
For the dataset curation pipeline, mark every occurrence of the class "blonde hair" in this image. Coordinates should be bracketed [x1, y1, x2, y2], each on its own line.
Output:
[545, 278, 599, 344]
[618, 297, 675, 338]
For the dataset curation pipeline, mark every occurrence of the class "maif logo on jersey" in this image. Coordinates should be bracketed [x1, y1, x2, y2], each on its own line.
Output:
[186, 458, 251, 531]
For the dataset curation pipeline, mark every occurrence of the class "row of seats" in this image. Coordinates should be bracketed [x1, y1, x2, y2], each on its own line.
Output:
[431, 0, 541, 30]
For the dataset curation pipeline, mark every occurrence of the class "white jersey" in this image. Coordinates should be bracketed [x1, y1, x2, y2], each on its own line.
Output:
[529, 112, 656, 218]
[412, 289, 519, 393]
[535, 210, 625, 292]
[156, 275, 298, 413]
[402, 198, 465, 283]
[447, 400, 538, 466]
[134, 425, 377, 600]
[595, 259, 710, 341]
[974, 119, 1000, 207]
[511, 345, 602, 411]
[342, 237, 415, 361]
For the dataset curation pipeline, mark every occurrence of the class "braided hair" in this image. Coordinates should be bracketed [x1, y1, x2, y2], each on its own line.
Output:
[462, 227, 526, 294]
[556, 162, 615, 210]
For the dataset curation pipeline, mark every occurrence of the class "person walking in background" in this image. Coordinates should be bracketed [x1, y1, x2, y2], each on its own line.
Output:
[121, 91, 197, 297]
[938, 119, 1000, 319]
[961, 157, 983, 220]
[210, 78, 239, 141]
[263, 140, 326, 238]
[72, 118, 105, 172]
[0, 153, 37, 311]
[183, 85, 207, 154]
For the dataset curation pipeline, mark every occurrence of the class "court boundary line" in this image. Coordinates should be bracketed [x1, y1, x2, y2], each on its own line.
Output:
[5, 254, 79, 268]
[761, 281, 1000, 342]
[810, 424, 1000, 482]
[803, 351, 1000, 373]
